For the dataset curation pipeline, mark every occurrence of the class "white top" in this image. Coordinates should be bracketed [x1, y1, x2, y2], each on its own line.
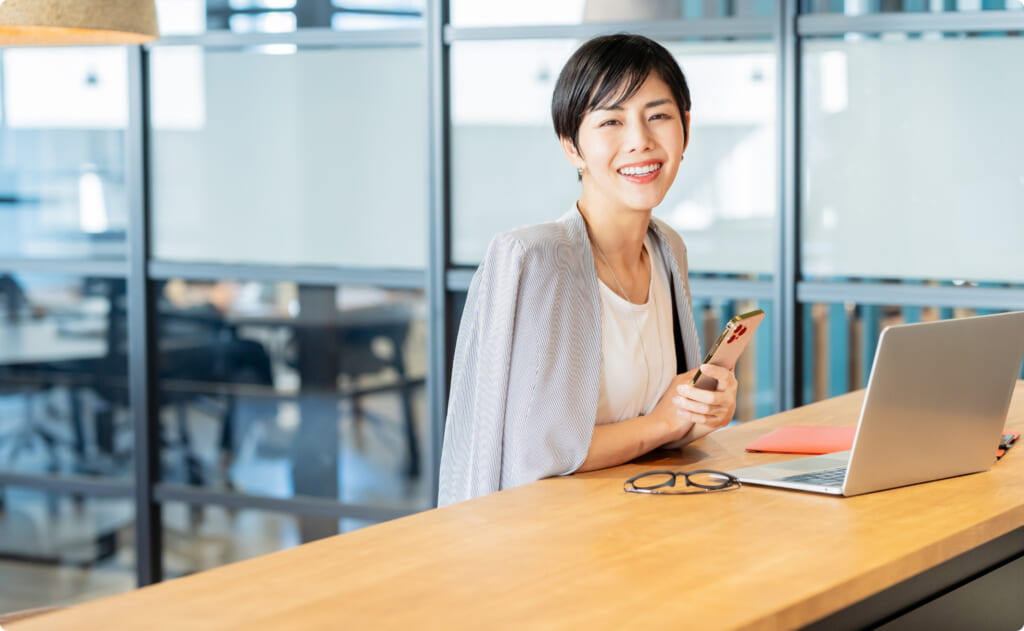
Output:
[596, 236, 676, 424]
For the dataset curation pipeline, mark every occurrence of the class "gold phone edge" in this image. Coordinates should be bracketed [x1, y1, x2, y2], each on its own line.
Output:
[691, 308, 766, 385]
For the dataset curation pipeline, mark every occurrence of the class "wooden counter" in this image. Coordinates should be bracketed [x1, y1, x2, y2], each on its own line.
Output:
[13, 382, 1024, 630]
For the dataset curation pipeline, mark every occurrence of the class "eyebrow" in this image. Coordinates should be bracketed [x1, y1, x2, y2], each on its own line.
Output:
[594, 98, 674, 112]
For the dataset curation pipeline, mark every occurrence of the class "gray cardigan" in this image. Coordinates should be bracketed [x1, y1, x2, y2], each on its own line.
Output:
[437, 209, 702, 505]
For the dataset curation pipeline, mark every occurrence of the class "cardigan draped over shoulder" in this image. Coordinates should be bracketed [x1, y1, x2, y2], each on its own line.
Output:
[438, 209, 701, 506]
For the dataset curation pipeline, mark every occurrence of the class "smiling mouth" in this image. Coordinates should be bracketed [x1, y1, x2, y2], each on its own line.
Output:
[617, 162, 662, 177]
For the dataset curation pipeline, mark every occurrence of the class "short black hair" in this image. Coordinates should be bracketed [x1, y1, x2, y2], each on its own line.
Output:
[551, 33, 691, 154]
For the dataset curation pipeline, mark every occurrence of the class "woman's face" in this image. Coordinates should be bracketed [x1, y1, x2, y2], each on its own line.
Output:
[563, 72, 688, 216]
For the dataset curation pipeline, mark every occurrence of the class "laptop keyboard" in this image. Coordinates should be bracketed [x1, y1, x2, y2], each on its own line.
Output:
[781, 466, 847, 486]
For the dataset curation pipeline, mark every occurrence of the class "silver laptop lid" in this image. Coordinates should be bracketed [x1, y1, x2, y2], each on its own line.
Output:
[841, 311, 1024, 496]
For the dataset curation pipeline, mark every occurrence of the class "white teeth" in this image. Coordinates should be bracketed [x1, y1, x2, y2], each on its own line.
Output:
[618, 163, 661, 176]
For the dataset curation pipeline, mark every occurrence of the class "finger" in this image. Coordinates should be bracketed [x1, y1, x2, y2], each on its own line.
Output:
[698, 365, 738, 393]
[697, 407, 732, 427]
[672, 395, 715, 415]
[698, 364, 734, 380]
[717, 373, 738, 393]
[671, 371, 699, 391]
[674, 395, 733, 419]
[685, 410, 729, 428]
[675, 383, 716, 404]
[676, 408, 713, 425]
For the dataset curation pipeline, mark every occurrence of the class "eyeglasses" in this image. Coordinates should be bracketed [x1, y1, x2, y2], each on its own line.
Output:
[624, 469, 741, 495]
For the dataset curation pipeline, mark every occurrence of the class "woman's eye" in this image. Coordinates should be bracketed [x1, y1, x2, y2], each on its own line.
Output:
[650, 113, 671, 121]
[599, 119, 620, 127]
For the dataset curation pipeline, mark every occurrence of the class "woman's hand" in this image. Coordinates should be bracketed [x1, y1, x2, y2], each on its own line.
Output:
[671, 364, 738, 430]
[579, 365, 740, 471]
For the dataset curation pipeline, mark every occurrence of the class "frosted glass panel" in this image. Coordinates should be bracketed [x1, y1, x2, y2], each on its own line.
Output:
[450, 40, 776, 276]
[149, 46, 428, 268]
[801, 0, 1020, 14]
[154, 0, 424, 34]
[0, 48, 128, 260]
[801, 36, 1024, 283]
[450, 0, 775, 25]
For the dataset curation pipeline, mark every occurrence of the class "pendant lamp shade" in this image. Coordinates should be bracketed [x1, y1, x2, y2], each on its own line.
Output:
[0, 0, 159, 45]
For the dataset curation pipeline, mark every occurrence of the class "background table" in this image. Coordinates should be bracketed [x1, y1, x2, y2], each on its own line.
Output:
[11, 382, 1024, 630]
[0, 320, 106, 366]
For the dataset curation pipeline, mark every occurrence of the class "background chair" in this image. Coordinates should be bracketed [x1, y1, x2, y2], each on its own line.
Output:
[334, 301, 422, 478]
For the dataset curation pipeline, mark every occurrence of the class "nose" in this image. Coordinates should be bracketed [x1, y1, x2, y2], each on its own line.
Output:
[624, 115, 654, 153]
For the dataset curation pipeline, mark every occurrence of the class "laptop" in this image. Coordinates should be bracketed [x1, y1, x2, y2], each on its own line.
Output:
[729, 311, 1024, 496]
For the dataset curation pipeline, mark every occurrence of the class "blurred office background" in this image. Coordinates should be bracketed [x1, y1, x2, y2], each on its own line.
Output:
[1, 0, 1022, 613]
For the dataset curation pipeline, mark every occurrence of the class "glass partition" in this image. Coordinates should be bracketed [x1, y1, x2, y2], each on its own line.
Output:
[148, 45, 428, 268]
[449, 38, 777, 278]
[801, 302, 1023, 403]
[0, 274, 130, 480]
[0, 489, 134, 611]
[154, 279, 430, 512]
[0, 48, 128, 260]
[801, 0, 1020, 14]
[161, 501, 382, 577]
[155, 0, 424, 35]
[801, 34, 1024, 284]
[450, 0, 776, 26]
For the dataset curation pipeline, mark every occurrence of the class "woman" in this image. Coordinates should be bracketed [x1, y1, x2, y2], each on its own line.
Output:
[438, 34, 739, 505]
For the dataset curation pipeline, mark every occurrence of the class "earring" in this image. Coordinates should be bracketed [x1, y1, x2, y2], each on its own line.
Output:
[577, 168, 583, 177]
[681, 154, 685, 162]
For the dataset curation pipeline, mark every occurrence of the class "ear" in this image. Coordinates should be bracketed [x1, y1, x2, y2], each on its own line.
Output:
[683, 111, 691, 154]
[560, 136, 585, 171]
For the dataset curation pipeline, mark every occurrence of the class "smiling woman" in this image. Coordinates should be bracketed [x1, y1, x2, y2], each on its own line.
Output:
[438, 34, 744, 505]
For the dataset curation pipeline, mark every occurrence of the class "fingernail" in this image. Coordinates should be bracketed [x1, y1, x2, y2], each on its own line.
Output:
[672, 396, 683, 405]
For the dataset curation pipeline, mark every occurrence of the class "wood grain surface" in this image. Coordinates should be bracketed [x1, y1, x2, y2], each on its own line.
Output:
[12, 382, 1024, 631]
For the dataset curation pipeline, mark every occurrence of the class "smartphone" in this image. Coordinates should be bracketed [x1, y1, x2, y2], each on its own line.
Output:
[691, 309, 766, 391]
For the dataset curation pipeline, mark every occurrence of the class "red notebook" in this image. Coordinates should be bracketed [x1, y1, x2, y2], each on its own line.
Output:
[997, 431, 1020, 460]
[745, 426, 855, 455]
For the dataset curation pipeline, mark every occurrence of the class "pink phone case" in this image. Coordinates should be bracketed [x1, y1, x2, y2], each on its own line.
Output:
[692, 310, 765, 391]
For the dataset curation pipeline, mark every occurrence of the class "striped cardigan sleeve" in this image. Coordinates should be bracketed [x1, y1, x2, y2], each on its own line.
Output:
[438, 233, 525, 506]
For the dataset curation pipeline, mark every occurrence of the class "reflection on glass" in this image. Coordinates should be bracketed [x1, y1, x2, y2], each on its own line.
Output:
[154, 280, 429, 512]
[801, 303, 1024, 404]
[802, 35, 1024, 283]
[331, 0, 425, 29]
[162, 503, 378, 578]
[449, 39, 776, 277]
[228, 11, 298, 32]
[0, 274, 130, 479]
[0, 490, 134, 612]
[330, 11, 422, 29]
[155, 0, 423, 34]
[450, 0, 775, 25]
[148, 46, 428, 268]
[231, 0, 298, 9]
[0, 48, 128, 260]
[801, 0, 1020, 14]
